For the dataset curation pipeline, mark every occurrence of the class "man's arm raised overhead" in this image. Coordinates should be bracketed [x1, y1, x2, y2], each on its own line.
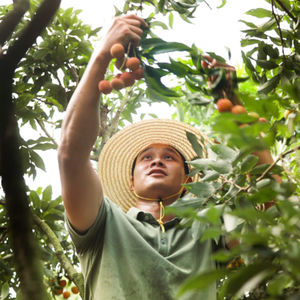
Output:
[58, 15, 148, 232]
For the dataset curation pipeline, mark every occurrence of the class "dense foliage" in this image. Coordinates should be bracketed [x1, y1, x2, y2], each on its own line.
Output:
[0, 0, 299, 299]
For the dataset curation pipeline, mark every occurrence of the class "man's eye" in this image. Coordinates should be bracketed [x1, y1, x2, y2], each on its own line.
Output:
[143, 155, 152, 160]
[165, 155, 173, 160]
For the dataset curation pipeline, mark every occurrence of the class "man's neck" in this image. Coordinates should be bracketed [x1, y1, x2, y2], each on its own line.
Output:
[136, 199, 176, 223]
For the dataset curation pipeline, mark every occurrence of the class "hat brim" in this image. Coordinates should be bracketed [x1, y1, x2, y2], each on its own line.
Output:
[98, 119, 208, 211]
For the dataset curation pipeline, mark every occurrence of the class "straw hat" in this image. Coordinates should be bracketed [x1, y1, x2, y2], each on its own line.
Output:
[98, 119, 208, 211]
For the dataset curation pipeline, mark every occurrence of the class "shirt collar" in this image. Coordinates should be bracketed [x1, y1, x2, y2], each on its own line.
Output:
[127, 207, 180, 229]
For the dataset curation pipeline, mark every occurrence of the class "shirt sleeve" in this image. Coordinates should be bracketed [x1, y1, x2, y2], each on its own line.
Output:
[65, 197, 108, 255]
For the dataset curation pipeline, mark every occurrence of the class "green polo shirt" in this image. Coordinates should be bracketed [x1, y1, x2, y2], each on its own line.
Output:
[67, 197, 217, 300]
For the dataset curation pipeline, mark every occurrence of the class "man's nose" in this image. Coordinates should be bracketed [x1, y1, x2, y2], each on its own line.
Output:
[151, 158, 164, 167]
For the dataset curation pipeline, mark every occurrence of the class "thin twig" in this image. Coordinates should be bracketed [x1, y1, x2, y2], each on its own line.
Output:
[271, 0, 286, 59]
[256, 147, 299, 182]
[274, 0, 297, 23]
[203, 0, 212, 10]
[35, 117, 58, 148]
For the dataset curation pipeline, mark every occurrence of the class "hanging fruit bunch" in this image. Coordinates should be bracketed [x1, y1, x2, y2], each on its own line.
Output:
[98, 43, 144, 94]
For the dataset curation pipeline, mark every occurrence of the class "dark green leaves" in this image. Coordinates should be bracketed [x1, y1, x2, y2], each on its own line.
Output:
[144, 65, 180, 100]
[240, 155, 259, 173]
[258, 75, 280, 94]
[141, 37, 191, 55]
[186, 131, 203, 158]
[178, 269, 229, 297]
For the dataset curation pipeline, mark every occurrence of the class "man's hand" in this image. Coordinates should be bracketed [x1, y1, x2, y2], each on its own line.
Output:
[97, 15, 148, 62]
[203, 55, 241, 106]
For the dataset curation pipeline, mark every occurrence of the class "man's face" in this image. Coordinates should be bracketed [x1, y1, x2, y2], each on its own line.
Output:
[131, 143, 187, 200]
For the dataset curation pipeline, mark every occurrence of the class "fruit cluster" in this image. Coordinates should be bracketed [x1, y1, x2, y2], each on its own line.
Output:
[98, 43, 144, 94]
[216, 98, 267, 123]
[50, 278, 79, 298]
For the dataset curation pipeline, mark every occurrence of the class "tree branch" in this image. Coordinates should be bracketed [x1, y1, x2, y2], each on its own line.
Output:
[274, 0, 297, 23]
[256, 146, 299, 183]
[271, 0, 286, 59]
[0, 0, 30, 46]
[35, 117, 58, 148]
[5, 0, 61, 71]
[0, 1, 61, 299]
[32, 214, 84, 296]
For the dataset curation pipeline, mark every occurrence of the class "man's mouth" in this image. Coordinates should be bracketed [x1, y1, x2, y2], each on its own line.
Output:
[148, 169, 167, 176]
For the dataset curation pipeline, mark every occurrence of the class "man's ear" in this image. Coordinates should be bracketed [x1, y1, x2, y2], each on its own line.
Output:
[129, 177, 134, 191]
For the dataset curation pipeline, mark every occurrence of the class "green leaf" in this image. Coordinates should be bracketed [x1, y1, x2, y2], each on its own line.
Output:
[168, 12, 174, 28]
[210, 144, 237, 161]
[201, 227, 222, 241]
[217, 0, 226, 9]
[242, 51, 256, 72]
[32, 143, 57, 151]
[240, 155, 259, 173]
[256, 59, 278, 69]
[151, 21, 168, 30]
[29, 191, 41, 208]
[185, 182, 215, 198]
[246, 8, 272, 18]
[209, 160, 232, 174]
[267, 274, 292, 296]
[158, 59, 191, 77]
[258, 75, 280, 94]
[189, 158, 214, 170]
[178, 269, 229, 297]
[42, 185, 52, 202]
[144, 38, 191, 55]
[241, 38, 262, 47]
[144, 66, 179, 98]
[203, 206, 223, 225]
[186, 131, 203, 158]
[1, 282, 9, 299]
[221, 263, 275, 298]
[30, 150, 46, 171]
[201, 171, 220, 182]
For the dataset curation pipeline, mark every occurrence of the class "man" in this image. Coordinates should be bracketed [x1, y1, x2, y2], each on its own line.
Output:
[58, 14, 278, 300]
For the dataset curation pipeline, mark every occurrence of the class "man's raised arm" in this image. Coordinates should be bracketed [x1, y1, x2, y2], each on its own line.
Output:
[58, 15, 148, 232]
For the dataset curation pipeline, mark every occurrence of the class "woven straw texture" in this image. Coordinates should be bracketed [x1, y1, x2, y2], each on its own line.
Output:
[98, 119, 208, 211]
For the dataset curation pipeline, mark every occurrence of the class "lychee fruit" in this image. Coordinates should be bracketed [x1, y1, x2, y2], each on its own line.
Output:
[98, 80, 112, 94]
[110, 77, 124, 90]
[120, 72, 135, 87]
[231, 105, 247, 114]
[217, 98, 233, 113]
[126, 57, 140, 71]
[110, 43, 124, 59]
[132, 67, 144, 80]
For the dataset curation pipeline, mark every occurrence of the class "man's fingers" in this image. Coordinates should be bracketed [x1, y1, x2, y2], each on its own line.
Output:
[124, 14, 148, 28]
[203, 55, 235, 71]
